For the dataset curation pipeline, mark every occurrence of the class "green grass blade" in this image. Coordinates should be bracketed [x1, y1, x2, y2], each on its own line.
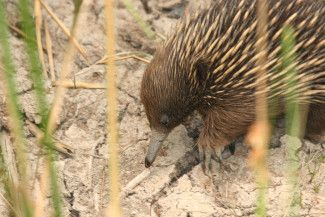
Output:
[0, 0, 34, 216]
[17, 0, 64, 216]
[281, 25, 302, 217]
[122, 0, 156, 39]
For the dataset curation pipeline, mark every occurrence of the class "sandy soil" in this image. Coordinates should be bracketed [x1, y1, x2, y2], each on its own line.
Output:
[0, 0, 324, 216]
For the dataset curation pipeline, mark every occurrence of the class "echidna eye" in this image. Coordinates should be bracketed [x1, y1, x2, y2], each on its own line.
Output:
[160, 114, 169, 127]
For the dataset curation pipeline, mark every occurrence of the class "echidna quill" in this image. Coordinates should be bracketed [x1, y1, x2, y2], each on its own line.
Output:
[140, 0, 325, 170]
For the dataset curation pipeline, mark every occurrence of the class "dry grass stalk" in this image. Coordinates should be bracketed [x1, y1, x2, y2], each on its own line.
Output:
[0, 191, 21, 217]
[155, 32, 166, 41]
[9, 24, 49, 53]
[28, 117, 72, 217]
[39, 0, 88, 62]
[9, 24, 47, 53]
[34, 0, 47, 78]
[96, 53, 152, 65]
[74, 64, 105, 76]
[104, 0, 122, 216]
[52, 80, 106, 89]
[46, 15, 81, 136]
[247, 0, 270, 175]
[40, 8, 81, 212]
[26, 120, 74, 156]
[122, 0, 155, 39]
[245, 0, 270, 215]
[0, 132, 19, 187]
[35, 4, 83, 211]
[0, 64, 33, 215]
[34, 158, 49, 217]
[44, 21, 56, 82]
[115, 55, 150, 63]
[8, 24, 28, 39]
[280, 26, 305, 216]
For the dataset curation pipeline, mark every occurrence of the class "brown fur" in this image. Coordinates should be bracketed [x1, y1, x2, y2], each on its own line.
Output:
[197, 99, 256, 150]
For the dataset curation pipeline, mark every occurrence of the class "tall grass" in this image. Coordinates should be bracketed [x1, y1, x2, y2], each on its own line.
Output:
[122, 0, 155, 39]
[250, 0, 270, 216]
[0, 0, 34, 215]
[104, 0, 122, 216]
[250, 1, 305, 216]
[0, 0, 84, 216]
[281, 26, 304, 217]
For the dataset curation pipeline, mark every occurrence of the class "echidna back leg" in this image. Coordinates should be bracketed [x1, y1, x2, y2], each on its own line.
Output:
[305, 104, 325, 144]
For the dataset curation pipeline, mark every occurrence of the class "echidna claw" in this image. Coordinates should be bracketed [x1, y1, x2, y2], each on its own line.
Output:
[321, 142, 325, 149]
[198, 145, 224, 174]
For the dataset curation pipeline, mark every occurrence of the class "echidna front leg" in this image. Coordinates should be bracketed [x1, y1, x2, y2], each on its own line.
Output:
[197, 106, 255, 173]
[197, 129, 229, 173]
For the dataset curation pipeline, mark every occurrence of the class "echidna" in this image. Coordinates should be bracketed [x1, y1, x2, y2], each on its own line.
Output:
[140, 0, 325, 169]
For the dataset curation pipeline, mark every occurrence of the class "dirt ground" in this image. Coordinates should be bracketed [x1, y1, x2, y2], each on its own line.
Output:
[0, 0, 325, 216]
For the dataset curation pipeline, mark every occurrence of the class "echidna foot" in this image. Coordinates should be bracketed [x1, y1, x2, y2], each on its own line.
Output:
[198, 145, 223, 174]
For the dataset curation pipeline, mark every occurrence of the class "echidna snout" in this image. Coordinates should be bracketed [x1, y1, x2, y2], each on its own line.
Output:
[144, 130, 168, 168]
[140, 45, 202, 167]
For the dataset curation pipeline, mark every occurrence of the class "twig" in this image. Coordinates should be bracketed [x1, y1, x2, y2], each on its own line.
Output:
[45, 0, 82, 135]
[115, 55, 151, 63]
[8, 24, 48, 54]
[39, 0, 88, 63]
[155, 32, 166, 41]
[74, 64, 105, 77]
[34, 0, 47, 78]
[95, 52, 152, 65]
[0, 131, 19, 186]
[122, 169, 151, 197]
[44, 21, 55, 82]
[122, 0, 156, 39]
[82, 153, 108, 160]
[52, 80, 106, 89]
[9, 24, 28, 39]
[26, 120, 74, 157]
